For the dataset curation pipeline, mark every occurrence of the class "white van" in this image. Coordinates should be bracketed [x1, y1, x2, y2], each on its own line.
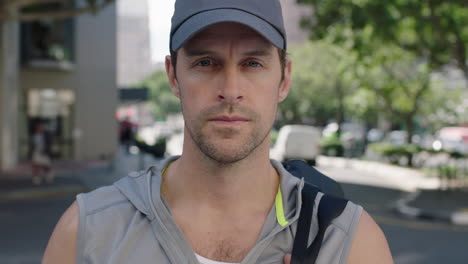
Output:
[270, 125, 321, 165]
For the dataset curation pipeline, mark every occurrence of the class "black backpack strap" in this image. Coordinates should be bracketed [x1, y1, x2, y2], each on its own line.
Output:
[291, 183, 319, 263]
[292, 183, 349, 264]
[283, 160, 345, 199]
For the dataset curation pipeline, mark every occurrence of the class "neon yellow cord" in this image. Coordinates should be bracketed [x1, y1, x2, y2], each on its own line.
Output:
[275, 185, 289, 227]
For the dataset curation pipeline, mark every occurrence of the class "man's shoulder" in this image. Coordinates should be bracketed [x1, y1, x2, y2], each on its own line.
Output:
[77, 184, 128, 216]
[329, 200, 363, 233]
[43, 201, 79, 263]
[347, 209, 394, 263]
[77, 167, 158, 219]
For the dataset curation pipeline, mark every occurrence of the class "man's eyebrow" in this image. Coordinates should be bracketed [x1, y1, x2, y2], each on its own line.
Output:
[243, 49, 273, 57]
[183, 49, 212, 57]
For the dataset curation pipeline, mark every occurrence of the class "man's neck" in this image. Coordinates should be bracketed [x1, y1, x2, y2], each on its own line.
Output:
[161, 136, 280, 262]
[161, 141, 279, 214]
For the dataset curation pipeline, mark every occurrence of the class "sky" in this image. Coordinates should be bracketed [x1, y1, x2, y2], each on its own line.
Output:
[148, 0, 175, 63]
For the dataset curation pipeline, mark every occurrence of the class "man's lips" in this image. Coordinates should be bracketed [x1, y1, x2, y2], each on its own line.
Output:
[208, 116, 250, 122]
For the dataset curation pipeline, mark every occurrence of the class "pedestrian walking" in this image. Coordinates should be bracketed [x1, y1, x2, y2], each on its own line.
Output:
[119, 117, 137, 154]
[31, 122, 53, 185]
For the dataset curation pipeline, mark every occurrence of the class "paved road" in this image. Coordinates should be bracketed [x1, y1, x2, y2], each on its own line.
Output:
[1, 164, 467, 263]
[320, 166, 468, 264]
[0, 196, 75, 264]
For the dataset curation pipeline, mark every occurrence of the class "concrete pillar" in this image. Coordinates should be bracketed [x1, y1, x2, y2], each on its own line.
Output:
[73, 3, 118, 161]
[0, 21, 20, 170]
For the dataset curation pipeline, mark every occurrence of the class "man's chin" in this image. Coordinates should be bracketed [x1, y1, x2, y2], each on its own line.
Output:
[207, 154, 247, 165]
[189, 126, 266, 164]
[199, 142, 254, 165]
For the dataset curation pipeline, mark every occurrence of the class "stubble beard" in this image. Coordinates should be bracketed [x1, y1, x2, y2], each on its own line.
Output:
[183, 102, 273, 165]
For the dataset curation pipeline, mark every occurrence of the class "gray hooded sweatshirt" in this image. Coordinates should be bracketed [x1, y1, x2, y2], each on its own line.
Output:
[76, 156, 362, 264]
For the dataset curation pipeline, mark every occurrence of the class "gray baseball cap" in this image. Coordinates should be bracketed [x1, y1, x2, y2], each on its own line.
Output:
[170, 0, 286, 52]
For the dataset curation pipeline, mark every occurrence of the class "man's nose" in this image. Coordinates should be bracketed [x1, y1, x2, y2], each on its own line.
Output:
[217, 66, 244, 103]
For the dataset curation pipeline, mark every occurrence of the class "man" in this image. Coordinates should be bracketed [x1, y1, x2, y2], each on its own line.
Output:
[43, 0, 394, 263]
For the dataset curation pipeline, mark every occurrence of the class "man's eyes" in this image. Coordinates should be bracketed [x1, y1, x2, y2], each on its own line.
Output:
[245, 61, 262, 67]
[196, 59, 214, 67]
[193, 59, 263, 68]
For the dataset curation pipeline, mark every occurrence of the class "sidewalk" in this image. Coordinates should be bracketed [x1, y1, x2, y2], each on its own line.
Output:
[0, 177, 88, 201]
[0, 148, 160, 202]
[318, 156, 468, 226]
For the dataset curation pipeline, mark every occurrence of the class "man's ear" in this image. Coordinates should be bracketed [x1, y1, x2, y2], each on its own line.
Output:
[165, 55, 180, 98]
[278, 59, 292, 103]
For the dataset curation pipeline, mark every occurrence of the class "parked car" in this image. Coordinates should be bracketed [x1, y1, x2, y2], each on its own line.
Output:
[367, 128, 384, 143]
[322, 122, 366, 157]
[385, 130, 434, 149]
[270, 125, 321, 165]
[387, 130, 408, 147]
[322, 122, 366, 141]
[433, 126, 468, 154]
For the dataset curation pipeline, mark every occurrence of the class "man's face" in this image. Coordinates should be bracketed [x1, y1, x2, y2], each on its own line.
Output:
[166, 23, 291, 164]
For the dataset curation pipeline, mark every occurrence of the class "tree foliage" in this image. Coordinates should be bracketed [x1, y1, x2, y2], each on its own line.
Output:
[358, 45, 440, 146]
[280, 41, 358, 127]
[298, 0, 468, 83]
[138, 71, 180, 120]
[422, 76, 468, 130]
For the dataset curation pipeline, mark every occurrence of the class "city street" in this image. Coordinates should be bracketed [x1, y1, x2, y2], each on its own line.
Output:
[1, 1, 467, 264]
[1, 163, 467, 264]
[321, 167, 468, 264]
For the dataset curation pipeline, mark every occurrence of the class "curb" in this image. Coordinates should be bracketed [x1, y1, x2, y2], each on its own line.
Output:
[317, 156, 440, 192]
[317, 156, 468, 226]
[0, 185, 90, 201]
[394, 190, 468, 226]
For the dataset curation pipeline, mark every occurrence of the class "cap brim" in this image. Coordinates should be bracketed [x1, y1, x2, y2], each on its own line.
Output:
[171, 9, 285, 52]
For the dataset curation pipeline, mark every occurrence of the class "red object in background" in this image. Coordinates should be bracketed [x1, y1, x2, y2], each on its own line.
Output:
[126, 108, 135, 118]
[439, 127, 468, 143]
[116, 108, 136, 120]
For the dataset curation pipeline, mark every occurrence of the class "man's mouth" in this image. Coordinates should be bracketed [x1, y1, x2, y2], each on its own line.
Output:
[209, 116, 250, 122]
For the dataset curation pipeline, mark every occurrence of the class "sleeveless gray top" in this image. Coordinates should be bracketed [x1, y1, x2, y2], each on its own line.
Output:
[76, 156, 363, 264]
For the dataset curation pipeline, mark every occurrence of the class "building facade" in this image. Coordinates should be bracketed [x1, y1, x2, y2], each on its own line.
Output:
[280, 0, 313, 46]
[0, 21, 20, 169]
[117, 0, 153, 87]
[0, 3, 118, 170]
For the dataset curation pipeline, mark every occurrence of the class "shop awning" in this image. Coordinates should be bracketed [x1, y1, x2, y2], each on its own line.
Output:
[1, 0, 115, 21]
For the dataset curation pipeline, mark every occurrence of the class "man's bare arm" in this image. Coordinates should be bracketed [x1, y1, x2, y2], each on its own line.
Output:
[347, 210, 393, 264]
[283, 210, 393, 264]
[42, 201, 79, 264]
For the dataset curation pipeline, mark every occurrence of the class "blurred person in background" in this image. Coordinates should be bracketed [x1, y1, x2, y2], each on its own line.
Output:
[119, 117, 137, 154]
[31, 122, 53, 185]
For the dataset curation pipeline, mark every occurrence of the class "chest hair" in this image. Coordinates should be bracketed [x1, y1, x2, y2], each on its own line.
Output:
[178, 218, 264, 262]
[194, 237, 251, 262]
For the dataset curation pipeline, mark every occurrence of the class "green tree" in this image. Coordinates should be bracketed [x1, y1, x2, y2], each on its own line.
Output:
[357, 46, 441, 166]
[280, 41, 358, 132]
[298, 0, 468, 84]
[138, 71, 180, 119]
[345, 87, 379, 128]
[422, 77, 468, 130]
[362, 47, 434, 133]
